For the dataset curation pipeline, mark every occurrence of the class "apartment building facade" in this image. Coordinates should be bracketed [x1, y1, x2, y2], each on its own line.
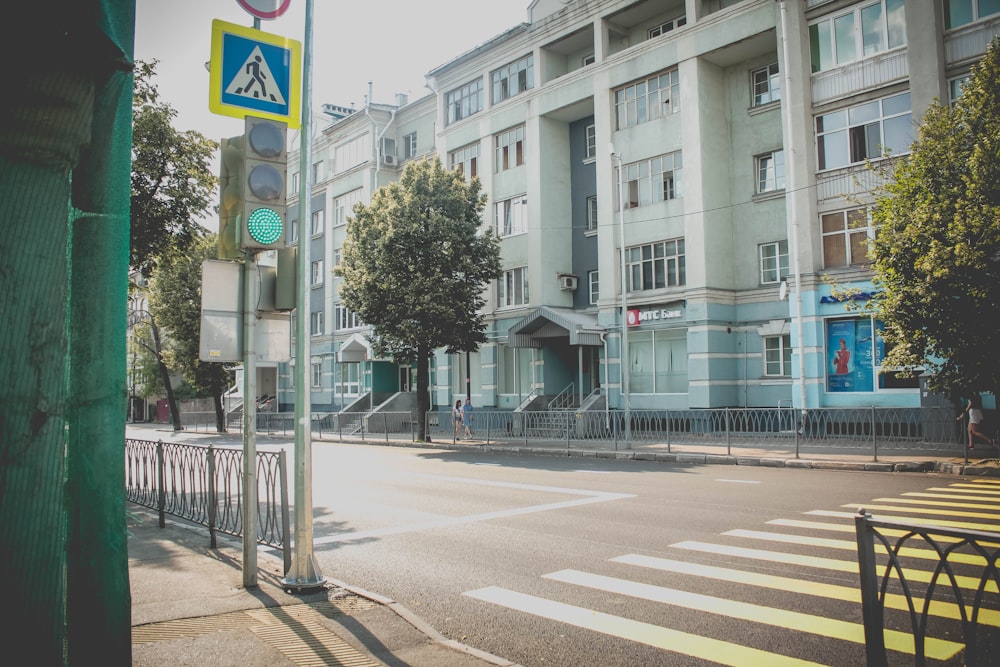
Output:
[279, 0, 1000, 416]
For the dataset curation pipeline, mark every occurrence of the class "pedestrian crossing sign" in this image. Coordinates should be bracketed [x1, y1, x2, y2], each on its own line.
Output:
[209, 19, 301, 129]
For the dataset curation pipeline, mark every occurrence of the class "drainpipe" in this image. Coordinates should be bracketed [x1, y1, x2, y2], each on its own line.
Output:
[779, 0, 808, 429]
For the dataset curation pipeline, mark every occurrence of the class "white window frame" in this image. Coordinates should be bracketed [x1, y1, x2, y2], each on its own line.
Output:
[751, 62, 780, 107]
[311, 259, 324, 287]
[335, 303, 361, 331]
[491, 54, 534, 104]
[648, 15, 687, 38]
[584, 124, 596, 160]
[764, 334, 792, 377]
[311, 160, 324, 182]
[759, 240, 790, 284]
[311, 361, 322, 388]
[446, 78, 484, 125]
[498, 267, 529, 307]
[585, 195, 598, 233]
[310, 310, 324, 336]
[494, 125, 525, 172]
[311, 208, 325, 236]
[403, 132, 417, 159]
[619, 152, 683, 209]
[944, 0, 1000, 29]
[625, 238, 686, 292]
[448, 143, 479, 180]
[334, 189, 363, 227]
[815, 92, 913, 171]
[809, 0, 907, 73]
[588, 270, 599, 305]
[755, 149, 785, 194]
[614, 69, 680, 130]
[821, 207, 876, 269]
[333, 133, 371, 173]
[495, 195, 528, 238]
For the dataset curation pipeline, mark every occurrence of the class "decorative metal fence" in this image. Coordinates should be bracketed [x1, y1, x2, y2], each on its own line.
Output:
[177, 406, 970, 457]
[124, 438, 291, 572]
[854, 509, 1000, 666]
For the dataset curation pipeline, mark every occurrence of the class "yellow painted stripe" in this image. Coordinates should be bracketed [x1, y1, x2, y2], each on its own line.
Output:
[873, 496, 1000, 511]
[967, 478, 1000, 485]
[769, 518, 1000, 548]
[544, 570, 962, 661]
[904, 491, 1000, 503]
[671, 540, 995, 592]
[942, 484, 1000, 494]
[611, 554, 1000, 626]
[463, 586, 826, 667]
[808, 509, 1000, 533]
[725, 528, 989, 566]
[842, 502, 1000, 523]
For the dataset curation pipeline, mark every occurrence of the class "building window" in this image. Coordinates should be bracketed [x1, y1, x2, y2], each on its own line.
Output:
[648, 16, 687, 38]
[311, 209, 325, 236]
[335, 303, 361, 330]
[759, 240, 790, 284]
[334, 133, 371, 173]
[619, 152, 683, 208]
[756, 149, 785, 193]
[491, 54, 534, 104]
[288, 219, 298, 245]
[629, 329, 688, 394]
[498, 267, 529, 307]
[945, 0, 1000, 28]
[311, 259, 324, 287]
[614, 69, 680, 130]
[588, 270, 599, 305]
[446, 77, 484, 125]
[403, 132, 417, 159]
[310, 310, 324, 336]
[584, 124, 596, 159]
[312, 160, 324, 182]
[495, 195, 527, 237]
[625, 238, 686, 292]
[334, 189, 362, 227]
[332, 248, 341, 267]
[586, 195, 598, 233]
[582, 54, 595, 66]
[291, 171, 300, 194]
[311, 361, 322, 388]
[764, 334, 792, 377]
[751, 62, 780, 107]
[449, 142, 479, 180]
[494, 125, 525, 172]
[809, 0, 906, 73]
[822, 207, 875, 269]
[949, 74, 971, 104]
[827, 318, 918, 393]
[816, 92, 913, 170]
[335, 361, 361, 396]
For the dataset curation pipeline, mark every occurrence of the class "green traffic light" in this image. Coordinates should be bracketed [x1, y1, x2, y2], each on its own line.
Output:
[246, 207, 284, 245]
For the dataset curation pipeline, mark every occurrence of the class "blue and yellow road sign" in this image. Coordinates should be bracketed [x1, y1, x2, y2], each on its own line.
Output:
[209, 19, 301, 128]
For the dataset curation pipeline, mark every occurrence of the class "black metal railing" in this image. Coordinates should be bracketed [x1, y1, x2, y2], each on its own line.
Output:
[125, 438, 291, 573]
[854, 509, 1000, 666]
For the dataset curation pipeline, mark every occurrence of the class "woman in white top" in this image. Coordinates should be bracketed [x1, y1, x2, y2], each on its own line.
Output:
[957, 397, 994, 449]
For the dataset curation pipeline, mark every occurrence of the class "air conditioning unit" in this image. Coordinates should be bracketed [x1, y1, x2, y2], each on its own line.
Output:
[558, 275, 578, 291]
[382, 154, 396, 166]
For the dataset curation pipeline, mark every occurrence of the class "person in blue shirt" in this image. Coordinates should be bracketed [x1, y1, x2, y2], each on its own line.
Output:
[462, 398, 474, 438]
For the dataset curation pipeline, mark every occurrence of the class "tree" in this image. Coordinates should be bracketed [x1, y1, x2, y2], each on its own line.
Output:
[147, 235, 235, 432]
[336, 156, 503, 441]
[869, 36, 1000, 400]
[131, 60, 217, 274]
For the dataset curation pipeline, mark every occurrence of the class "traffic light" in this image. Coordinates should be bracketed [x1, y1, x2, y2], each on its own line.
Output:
[241, 116, 288, 250]
[217, 134, 243, 260]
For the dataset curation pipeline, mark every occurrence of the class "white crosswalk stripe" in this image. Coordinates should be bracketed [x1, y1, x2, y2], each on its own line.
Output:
[462, 478, 1000, 665]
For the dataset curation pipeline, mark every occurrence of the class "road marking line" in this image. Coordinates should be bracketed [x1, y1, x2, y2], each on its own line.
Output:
[463, 586, 827, 667]
[544, 569, 962, 660]
[313, 476, 633, 545]
[715, 479, 761, 484]
[942, 484, 1000, 494]
[872, 496, 1000, 511]
[611, 554, 1000, 626]
[669, 540, 994, 591]
[840, 503, 1000, 521]
[904, 491, 1000, 502]
[806, 509, 1000, 533]
[725, 529, 990, 566]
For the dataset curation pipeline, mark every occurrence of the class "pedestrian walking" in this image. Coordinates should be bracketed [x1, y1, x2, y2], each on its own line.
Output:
[957, 395, 994, 449]
[453, 399, 463, 440]
[462, 398, 474, 438]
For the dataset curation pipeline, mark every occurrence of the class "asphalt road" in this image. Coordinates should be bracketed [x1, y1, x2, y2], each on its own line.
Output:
[291, 442, 997, 666]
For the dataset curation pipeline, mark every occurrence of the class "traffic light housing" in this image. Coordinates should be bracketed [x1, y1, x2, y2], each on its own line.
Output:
[241, 116, 288, 250]
[217, 134, 244, 260]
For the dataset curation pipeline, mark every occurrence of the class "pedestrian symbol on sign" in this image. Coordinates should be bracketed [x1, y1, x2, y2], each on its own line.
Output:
[226, 46, 286, 105]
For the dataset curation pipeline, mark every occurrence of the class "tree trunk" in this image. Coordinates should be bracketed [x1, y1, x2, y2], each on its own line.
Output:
[149, 318, 182, 431]
[417, 344, 430, 442]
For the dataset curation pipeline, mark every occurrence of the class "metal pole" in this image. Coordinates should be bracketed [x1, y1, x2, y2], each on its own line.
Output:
[242, 255, 258, 587]
[611, 149, 631, 447]
[284, 0, 325, 591]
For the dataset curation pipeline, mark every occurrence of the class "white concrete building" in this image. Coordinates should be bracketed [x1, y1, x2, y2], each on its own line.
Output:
[281, 0, 999, 417]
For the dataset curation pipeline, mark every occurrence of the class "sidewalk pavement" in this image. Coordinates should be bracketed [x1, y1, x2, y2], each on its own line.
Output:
[127, 424, 999, 666]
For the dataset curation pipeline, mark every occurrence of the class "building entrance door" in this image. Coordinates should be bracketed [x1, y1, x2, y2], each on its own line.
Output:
[399, 365, 413, 392]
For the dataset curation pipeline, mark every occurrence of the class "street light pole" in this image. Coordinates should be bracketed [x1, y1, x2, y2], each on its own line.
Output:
[611, 148, 631, 446]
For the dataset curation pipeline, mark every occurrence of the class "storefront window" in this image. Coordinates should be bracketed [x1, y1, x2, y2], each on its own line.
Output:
[827, 318, 919, 392]
[629, 330, 687, 394]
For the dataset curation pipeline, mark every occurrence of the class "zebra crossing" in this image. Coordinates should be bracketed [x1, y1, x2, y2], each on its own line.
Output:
[463, 477, 1000, 666]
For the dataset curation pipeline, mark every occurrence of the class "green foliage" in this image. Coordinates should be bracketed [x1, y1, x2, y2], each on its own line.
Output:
[336, 156, 503, 361]
[131, 60, 218, 274]
[146, 235, 234, 403]
[869, 37, 1000, 398]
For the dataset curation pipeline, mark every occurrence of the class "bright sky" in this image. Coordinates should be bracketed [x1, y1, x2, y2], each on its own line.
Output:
[135, 0, 529, 142]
